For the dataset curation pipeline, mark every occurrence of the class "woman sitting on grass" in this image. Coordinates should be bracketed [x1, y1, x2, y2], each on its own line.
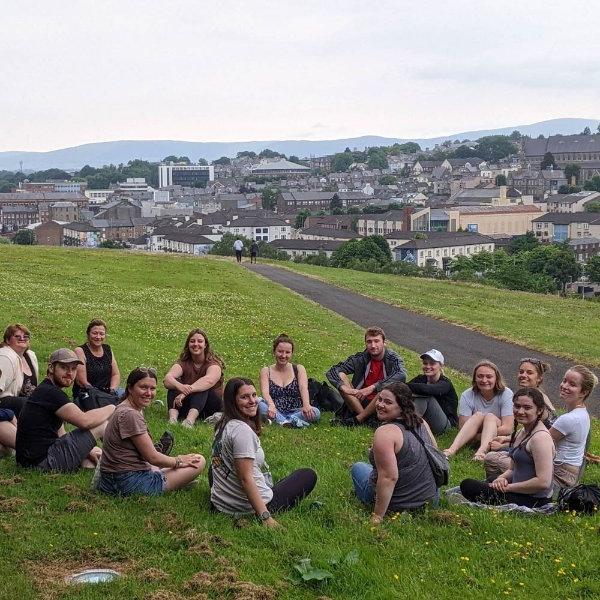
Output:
[95, 367, 205, 496]
[484, 358, 555, 479]
[549, 365, 597, 489]
[0, 323, 39, 417]
[460, 387, 555, 507]
[210, 377, 317, 526]
[351, 383, 438, 523]
[73, 319, 122, 401]
[258, 333, 320, 428]
[407, 349, 458, 435]
[164, 328, 224, 428]
[443, 360, 513, 461]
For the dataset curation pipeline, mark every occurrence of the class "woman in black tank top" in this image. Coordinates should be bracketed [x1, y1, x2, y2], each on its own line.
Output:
[73, 319, 121, 398]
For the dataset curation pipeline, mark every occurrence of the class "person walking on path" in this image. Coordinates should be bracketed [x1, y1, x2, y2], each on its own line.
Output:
[250, 240, 259, 264]
[233, 238, 244, 263]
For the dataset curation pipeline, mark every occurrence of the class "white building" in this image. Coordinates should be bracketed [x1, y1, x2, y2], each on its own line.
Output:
[158, 164, 214, 188]
[222, 217, 290, 242]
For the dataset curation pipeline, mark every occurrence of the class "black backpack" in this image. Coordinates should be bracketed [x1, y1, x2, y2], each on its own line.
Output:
[307, 379, 342, 412]
[557, 484, 600, 514]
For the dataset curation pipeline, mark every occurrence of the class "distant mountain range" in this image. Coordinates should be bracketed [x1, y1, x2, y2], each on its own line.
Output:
[1, 118, 598, 172]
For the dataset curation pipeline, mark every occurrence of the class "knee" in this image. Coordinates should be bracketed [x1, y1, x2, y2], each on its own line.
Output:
[483, 413, 498, 424]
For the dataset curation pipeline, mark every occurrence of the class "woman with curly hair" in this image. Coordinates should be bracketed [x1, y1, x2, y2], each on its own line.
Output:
[350, 383, 438, 523]
[164, 329, 224, 427]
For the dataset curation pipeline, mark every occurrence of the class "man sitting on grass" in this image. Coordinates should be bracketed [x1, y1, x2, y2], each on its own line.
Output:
[326, 326, 406, 426]
[16, 348, 115, 472]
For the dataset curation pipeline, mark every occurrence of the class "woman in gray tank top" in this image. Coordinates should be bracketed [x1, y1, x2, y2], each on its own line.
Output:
[460, 388, 555, 507]
[351, 383, 438, 524]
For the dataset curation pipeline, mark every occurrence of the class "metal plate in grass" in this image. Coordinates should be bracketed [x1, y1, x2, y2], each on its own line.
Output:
[66, 569, 120, 584]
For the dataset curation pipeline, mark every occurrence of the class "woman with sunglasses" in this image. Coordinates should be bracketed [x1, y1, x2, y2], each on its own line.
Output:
[0, 323, 39, 417]
[95, 367, 205, 496]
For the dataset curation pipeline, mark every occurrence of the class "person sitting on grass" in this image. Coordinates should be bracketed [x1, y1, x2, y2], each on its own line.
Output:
[350, 383, 438, 523]
[72, 319, 123, 402]
[0, 323, 39, 417]
[210, 377, 317, 526]
[164, 328, 224, 428]
[95, 367, 205, 497]
[258, 333, 320, 428]
[460, 387, 555, 508]
[484, 358, 555, 479]
[15, 348, 114, 473]
[549, 365, 597, 490]
[407, 349, 458, 435]
[443, 360, 513, 461]
[0, 409, 17, 457]
[327, 326, 406, 427]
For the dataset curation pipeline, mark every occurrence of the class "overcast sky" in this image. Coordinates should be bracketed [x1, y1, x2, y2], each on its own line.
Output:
[2, 0, 599, 152]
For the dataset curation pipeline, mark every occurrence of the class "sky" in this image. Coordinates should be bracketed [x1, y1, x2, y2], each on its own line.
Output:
[2, 0, 600, 152]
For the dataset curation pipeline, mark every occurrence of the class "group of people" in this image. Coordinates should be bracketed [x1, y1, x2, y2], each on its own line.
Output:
[0, 321, 597, 525]
[233, 238, 259, 264]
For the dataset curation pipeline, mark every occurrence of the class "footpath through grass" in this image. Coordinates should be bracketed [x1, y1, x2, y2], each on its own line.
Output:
[273, 261, 600, 367]
[0, 246, 598, 600]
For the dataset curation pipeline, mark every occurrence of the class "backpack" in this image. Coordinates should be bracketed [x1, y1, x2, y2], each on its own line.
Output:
[406, 426, 450, 488]
[74, 386, 118, 411]
[557, 484, 600, 514]
[307, 379, 343, 412]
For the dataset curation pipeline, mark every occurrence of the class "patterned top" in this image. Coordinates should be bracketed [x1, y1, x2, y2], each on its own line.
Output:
[269, 367, 302, 414]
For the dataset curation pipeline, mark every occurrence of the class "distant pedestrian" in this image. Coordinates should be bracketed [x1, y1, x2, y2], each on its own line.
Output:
[250, 240, 259, 264]
[233, 238, 244, 263]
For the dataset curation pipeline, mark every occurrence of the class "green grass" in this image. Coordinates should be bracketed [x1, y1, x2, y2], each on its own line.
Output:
[0, 246, 598, 600]
[267, 261, 600, 368]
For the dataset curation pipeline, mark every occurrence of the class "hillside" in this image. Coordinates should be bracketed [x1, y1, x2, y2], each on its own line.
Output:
[1, 118, 598, 171]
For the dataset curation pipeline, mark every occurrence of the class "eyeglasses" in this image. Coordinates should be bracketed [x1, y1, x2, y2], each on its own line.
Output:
[12, 334, 30, 341]
[136, 366, 157, 377]
[521, 358, 541, 365]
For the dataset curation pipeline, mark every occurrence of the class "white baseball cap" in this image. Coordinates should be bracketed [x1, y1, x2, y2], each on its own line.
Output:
[420, 349, 444, 364]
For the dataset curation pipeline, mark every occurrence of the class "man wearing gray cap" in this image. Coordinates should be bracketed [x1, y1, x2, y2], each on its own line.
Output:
[16, 348, 115, 472]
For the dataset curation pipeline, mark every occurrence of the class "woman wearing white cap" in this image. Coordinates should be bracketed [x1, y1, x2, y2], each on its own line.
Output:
[407, 350, 458, 435]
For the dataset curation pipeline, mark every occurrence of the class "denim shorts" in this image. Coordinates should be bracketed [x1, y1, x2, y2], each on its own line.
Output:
[96, 469, 167, 497]
[37, 429, 96, 473]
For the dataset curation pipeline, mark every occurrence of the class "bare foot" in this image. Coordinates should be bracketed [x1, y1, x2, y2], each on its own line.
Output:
[472, 451, 486, 461]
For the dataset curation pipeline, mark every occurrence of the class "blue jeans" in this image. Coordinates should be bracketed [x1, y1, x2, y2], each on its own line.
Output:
[96, 469, 166, 496]
[258, 399, 320, 426]
[351, 462, 375, 505]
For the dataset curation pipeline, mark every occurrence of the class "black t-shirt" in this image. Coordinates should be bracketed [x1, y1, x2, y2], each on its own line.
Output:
[16, 378, 71, 467]
[408, 374, 459, 427]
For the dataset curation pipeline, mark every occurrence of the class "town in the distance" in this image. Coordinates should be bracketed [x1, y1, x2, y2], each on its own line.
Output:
[2, 126, 600, 297]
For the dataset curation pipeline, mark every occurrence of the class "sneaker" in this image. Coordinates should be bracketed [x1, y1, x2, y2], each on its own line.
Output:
[330, 416, 359, 427]
[290, 417, 310, 428]
[90, 461, 102, 490]
[204, 412, 223, 425]
[154, 431, 174, 455]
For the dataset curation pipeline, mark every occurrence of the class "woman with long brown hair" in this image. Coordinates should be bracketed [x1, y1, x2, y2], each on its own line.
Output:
[164, 328, 224, 427]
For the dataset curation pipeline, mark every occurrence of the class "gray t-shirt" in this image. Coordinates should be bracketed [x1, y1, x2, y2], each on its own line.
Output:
[210, 419, 273, 515]
[552, 407, 590, 466]
[458, 387, 513, 418]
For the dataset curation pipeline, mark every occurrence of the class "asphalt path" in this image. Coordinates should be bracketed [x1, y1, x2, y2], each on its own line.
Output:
[246, 263, 600, 415]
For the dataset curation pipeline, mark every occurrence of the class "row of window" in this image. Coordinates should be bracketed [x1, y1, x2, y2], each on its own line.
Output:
[419, 244, 493, 258]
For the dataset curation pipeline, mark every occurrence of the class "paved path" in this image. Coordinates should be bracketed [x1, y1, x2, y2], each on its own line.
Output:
[247, 263, 600, 415]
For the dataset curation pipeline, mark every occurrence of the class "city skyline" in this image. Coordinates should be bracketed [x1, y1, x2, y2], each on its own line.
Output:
[2, 0, 600, 152]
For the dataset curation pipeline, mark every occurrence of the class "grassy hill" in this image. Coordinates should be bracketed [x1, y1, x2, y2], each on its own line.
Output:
[273, 262, 600, 367]
[0, 246, 598, 600]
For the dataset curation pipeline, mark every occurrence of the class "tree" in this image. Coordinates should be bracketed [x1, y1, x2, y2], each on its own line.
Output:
[585, 200, 600, 212]
[454, 145, 478, 158]
[197, 158, 208, 166]
[540, 152, 556, 170]
[597, 123, 600, 134]
[212, 156, 231, 165]
[28, 168, 72, 182]
[261, 187, 278, 211]
[564, 163, 581, 184]
[330, 237, 391, 268]
[583, 175, 600, 192]
[585, 255, 600, 283]
[329, 196, 343, 211]
[330, 151, 354, 172]
[495, 174, 507, 186]
[526, 244, 581, 291]
[258, 149, 282, 159]
[379, 175, 397, 185]
[558, 185, 581, 194]
[0, 181, 12, 192]
[236, 151, 257, 159]
[474, 136, 518, 162]
[162, 155, 190, 164]
[288, 155, 304, 165]
[294, 209, 310, 229]
[369, 235, 392, 262]
[209, 232, 251, 257]
[509, 130, 522, 140]
[367, 151, 389, 170]
[507, 231, 539, 254]
[13, 229, 35, 245]
[581, 127, 591, 135]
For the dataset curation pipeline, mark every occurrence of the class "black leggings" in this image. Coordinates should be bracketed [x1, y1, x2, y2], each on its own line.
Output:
[267, 468, 317, 513]
[167, 389, 222, 420]
[0, 396, 27, 418]
[460, 478, 551, 508]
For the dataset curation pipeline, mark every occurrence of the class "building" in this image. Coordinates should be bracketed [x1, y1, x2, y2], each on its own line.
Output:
[508, 169, 566, 200]
[356, 208, 430, 236]
[546, 191, 600, 213]
[268, 238, 343, 259]
[85, 189, 114, 205]
[296, 227, 361, 241]
[568, 237, 600, 262]
[0, 205, 39, 230]
[531, 212, 600, 242]
[249, 158, 311, 176]
[221, 217, 290, 242]
[158, 164, 214, 188]
[303, 214, 356, 230]
[49, 201, 79, 222]
[276, 191, 369, 212]
[445, 205, 543, 235]
[523, 134, 600, 182]
[62, 221, 101, 247]
[162, 231, 215, 255]
[393, 232, 495, 269]
[450, 186, 525, 206]
[35, 220, 63, 246]
[0, 192, 88, 223]
[18, 180, 88, 194]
